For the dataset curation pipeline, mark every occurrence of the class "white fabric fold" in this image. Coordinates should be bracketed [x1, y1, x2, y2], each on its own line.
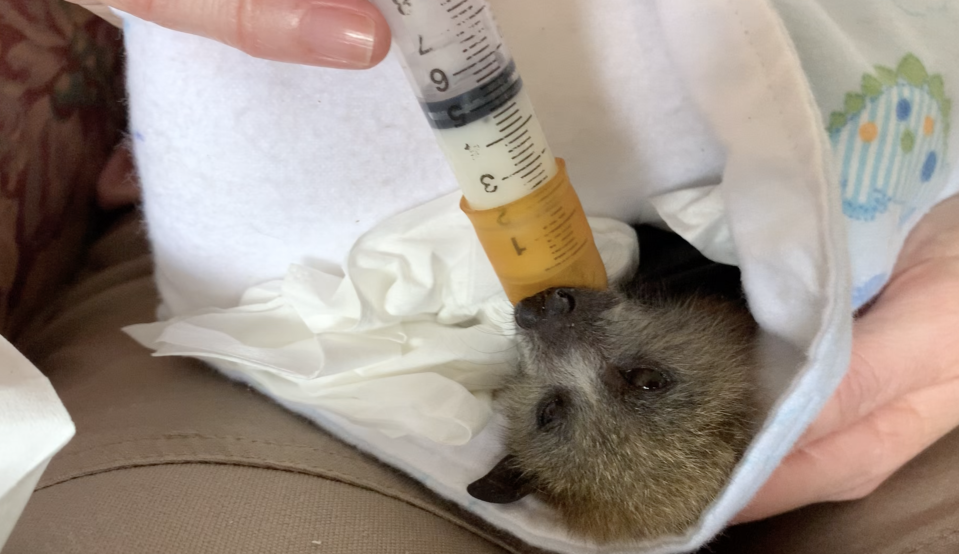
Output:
[649, 185, 739, 266]
[0, 336, 74, 550]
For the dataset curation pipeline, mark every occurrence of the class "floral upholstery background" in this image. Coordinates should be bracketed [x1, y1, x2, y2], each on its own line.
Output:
[0, 0, 124, 337]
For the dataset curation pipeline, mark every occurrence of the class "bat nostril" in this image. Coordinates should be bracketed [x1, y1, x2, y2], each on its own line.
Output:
[546, 288, 576, 316]
[515, 288, 577, 329]
[515, 301, 542, 330]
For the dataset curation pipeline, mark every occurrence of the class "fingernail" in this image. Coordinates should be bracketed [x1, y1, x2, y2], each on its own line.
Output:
[300, 5, 376, 68]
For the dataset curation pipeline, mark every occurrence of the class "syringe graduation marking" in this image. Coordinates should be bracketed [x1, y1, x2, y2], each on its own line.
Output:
[507, 129, 529, 146]
[513, 149, 536, 169]
[486, 114, 530, 147]
[473, 59, 497, 77]
[518, 157, 542, 179]
[464, 35, 488, 53]
[511, 143, 533, 160]
[495, 105, 519, 121]
[531, 170, 547, 188]
[473, 41, 495, 56]
[475, 65, 501, 84]
[397, 0, 558, 199]
[455, 44, 497, 75]
[509, 138, 530, 154]
[497, 112, 523, 132]
[513, 153, 542, 179]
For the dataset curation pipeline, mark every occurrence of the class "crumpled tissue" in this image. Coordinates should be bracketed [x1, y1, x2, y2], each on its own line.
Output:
[125, 192, 639, 445]
[0, 335, 74, 550]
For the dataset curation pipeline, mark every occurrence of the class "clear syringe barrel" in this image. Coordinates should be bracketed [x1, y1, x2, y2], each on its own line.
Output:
[371, 0, 607, 303]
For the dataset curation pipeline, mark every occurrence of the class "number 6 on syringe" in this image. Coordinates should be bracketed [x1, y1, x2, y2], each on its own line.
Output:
[430, 69, 449, 92]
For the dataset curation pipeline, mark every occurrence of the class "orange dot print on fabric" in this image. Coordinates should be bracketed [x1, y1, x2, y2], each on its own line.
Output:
[924, 116, 935, 136]
[859, 122, 879, 142]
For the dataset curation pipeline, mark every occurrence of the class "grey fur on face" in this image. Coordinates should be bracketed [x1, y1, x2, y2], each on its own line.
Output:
[468, 227, 759, 543]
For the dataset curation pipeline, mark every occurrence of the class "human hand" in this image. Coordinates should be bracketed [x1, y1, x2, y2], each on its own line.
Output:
[66, 0, 392, 69]
[735, 194, 959, 522]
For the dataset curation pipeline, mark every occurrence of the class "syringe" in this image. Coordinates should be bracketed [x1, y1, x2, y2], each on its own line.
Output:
[370, 0, 607, 303]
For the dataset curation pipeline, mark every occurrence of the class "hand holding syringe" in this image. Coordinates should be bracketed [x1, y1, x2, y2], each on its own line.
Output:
[66, 0, 393, 68]
[369, 0, 608, 302]
[72, 0, 606, 302]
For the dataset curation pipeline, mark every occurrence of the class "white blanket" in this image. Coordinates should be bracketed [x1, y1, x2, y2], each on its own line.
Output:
[119, 0, 959, 552]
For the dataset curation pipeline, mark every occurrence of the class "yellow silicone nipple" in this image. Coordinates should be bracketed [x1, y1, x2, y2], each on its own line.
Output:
[461, 159, 608, 304]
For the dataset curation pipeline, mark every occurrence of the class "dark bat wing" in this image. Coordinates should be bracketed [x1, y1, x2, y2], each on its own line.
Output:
[627, 224, 746, 306]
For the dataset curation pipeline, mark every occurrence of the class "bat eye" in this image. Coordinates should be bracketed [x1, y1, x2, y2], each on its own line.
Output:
[622, 367, 671, 391]
[537, 395, 566, 429]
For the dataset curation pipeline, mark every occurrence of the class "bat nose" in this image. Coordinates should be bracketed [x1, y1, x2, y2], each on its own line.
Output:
[515, 288, 577, 330]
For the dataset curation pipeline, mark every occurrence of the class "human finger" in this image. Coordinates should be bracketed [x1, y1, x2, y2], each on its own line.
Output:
[891, 195, 959, 275]
[69, 0, 124, 27]
[75, 0, 392, 69]
[734, 378, 959, 523]
[796, 260, 959, 447]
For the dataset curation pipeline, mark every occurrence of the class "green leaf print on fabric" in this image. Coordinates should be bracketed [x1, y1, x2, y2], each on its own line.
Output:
[828, 54, 951, 223]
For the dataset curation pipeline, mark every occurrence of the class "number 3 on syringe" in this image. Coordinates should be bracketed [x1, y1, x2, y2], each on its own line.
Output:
[481, 174, 497, 193]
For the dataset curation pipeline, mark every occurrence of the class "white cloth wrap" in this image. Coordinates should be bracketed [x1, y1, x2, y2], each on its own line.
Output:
[119, 0, 959, 552]
[0, 336, 74, 551]
[126, 195, 640, 445]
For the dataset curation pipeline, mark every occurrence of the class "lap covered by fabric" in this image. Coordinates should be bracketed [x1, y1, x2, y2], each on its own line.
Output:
[6, 216, 532, 554]
[0, 0, 124, 547]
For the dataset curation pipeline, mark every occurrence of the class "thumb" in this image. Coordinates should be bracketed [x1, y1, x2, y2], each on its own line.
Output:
[70, 1, 124, 27]
[99, 0, 391, 69]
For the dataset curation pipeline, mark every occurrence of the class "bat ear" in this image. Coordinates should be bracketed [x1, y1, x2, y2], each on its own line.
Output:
[467, 455, 536, 504]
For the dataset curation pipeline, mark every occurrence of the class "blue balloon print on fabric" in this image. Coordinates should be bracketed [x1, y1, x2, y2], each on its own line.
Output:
[827, 54, 950, 223]
[896, 98, 912, 120]
[921, 151, 938, 182]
